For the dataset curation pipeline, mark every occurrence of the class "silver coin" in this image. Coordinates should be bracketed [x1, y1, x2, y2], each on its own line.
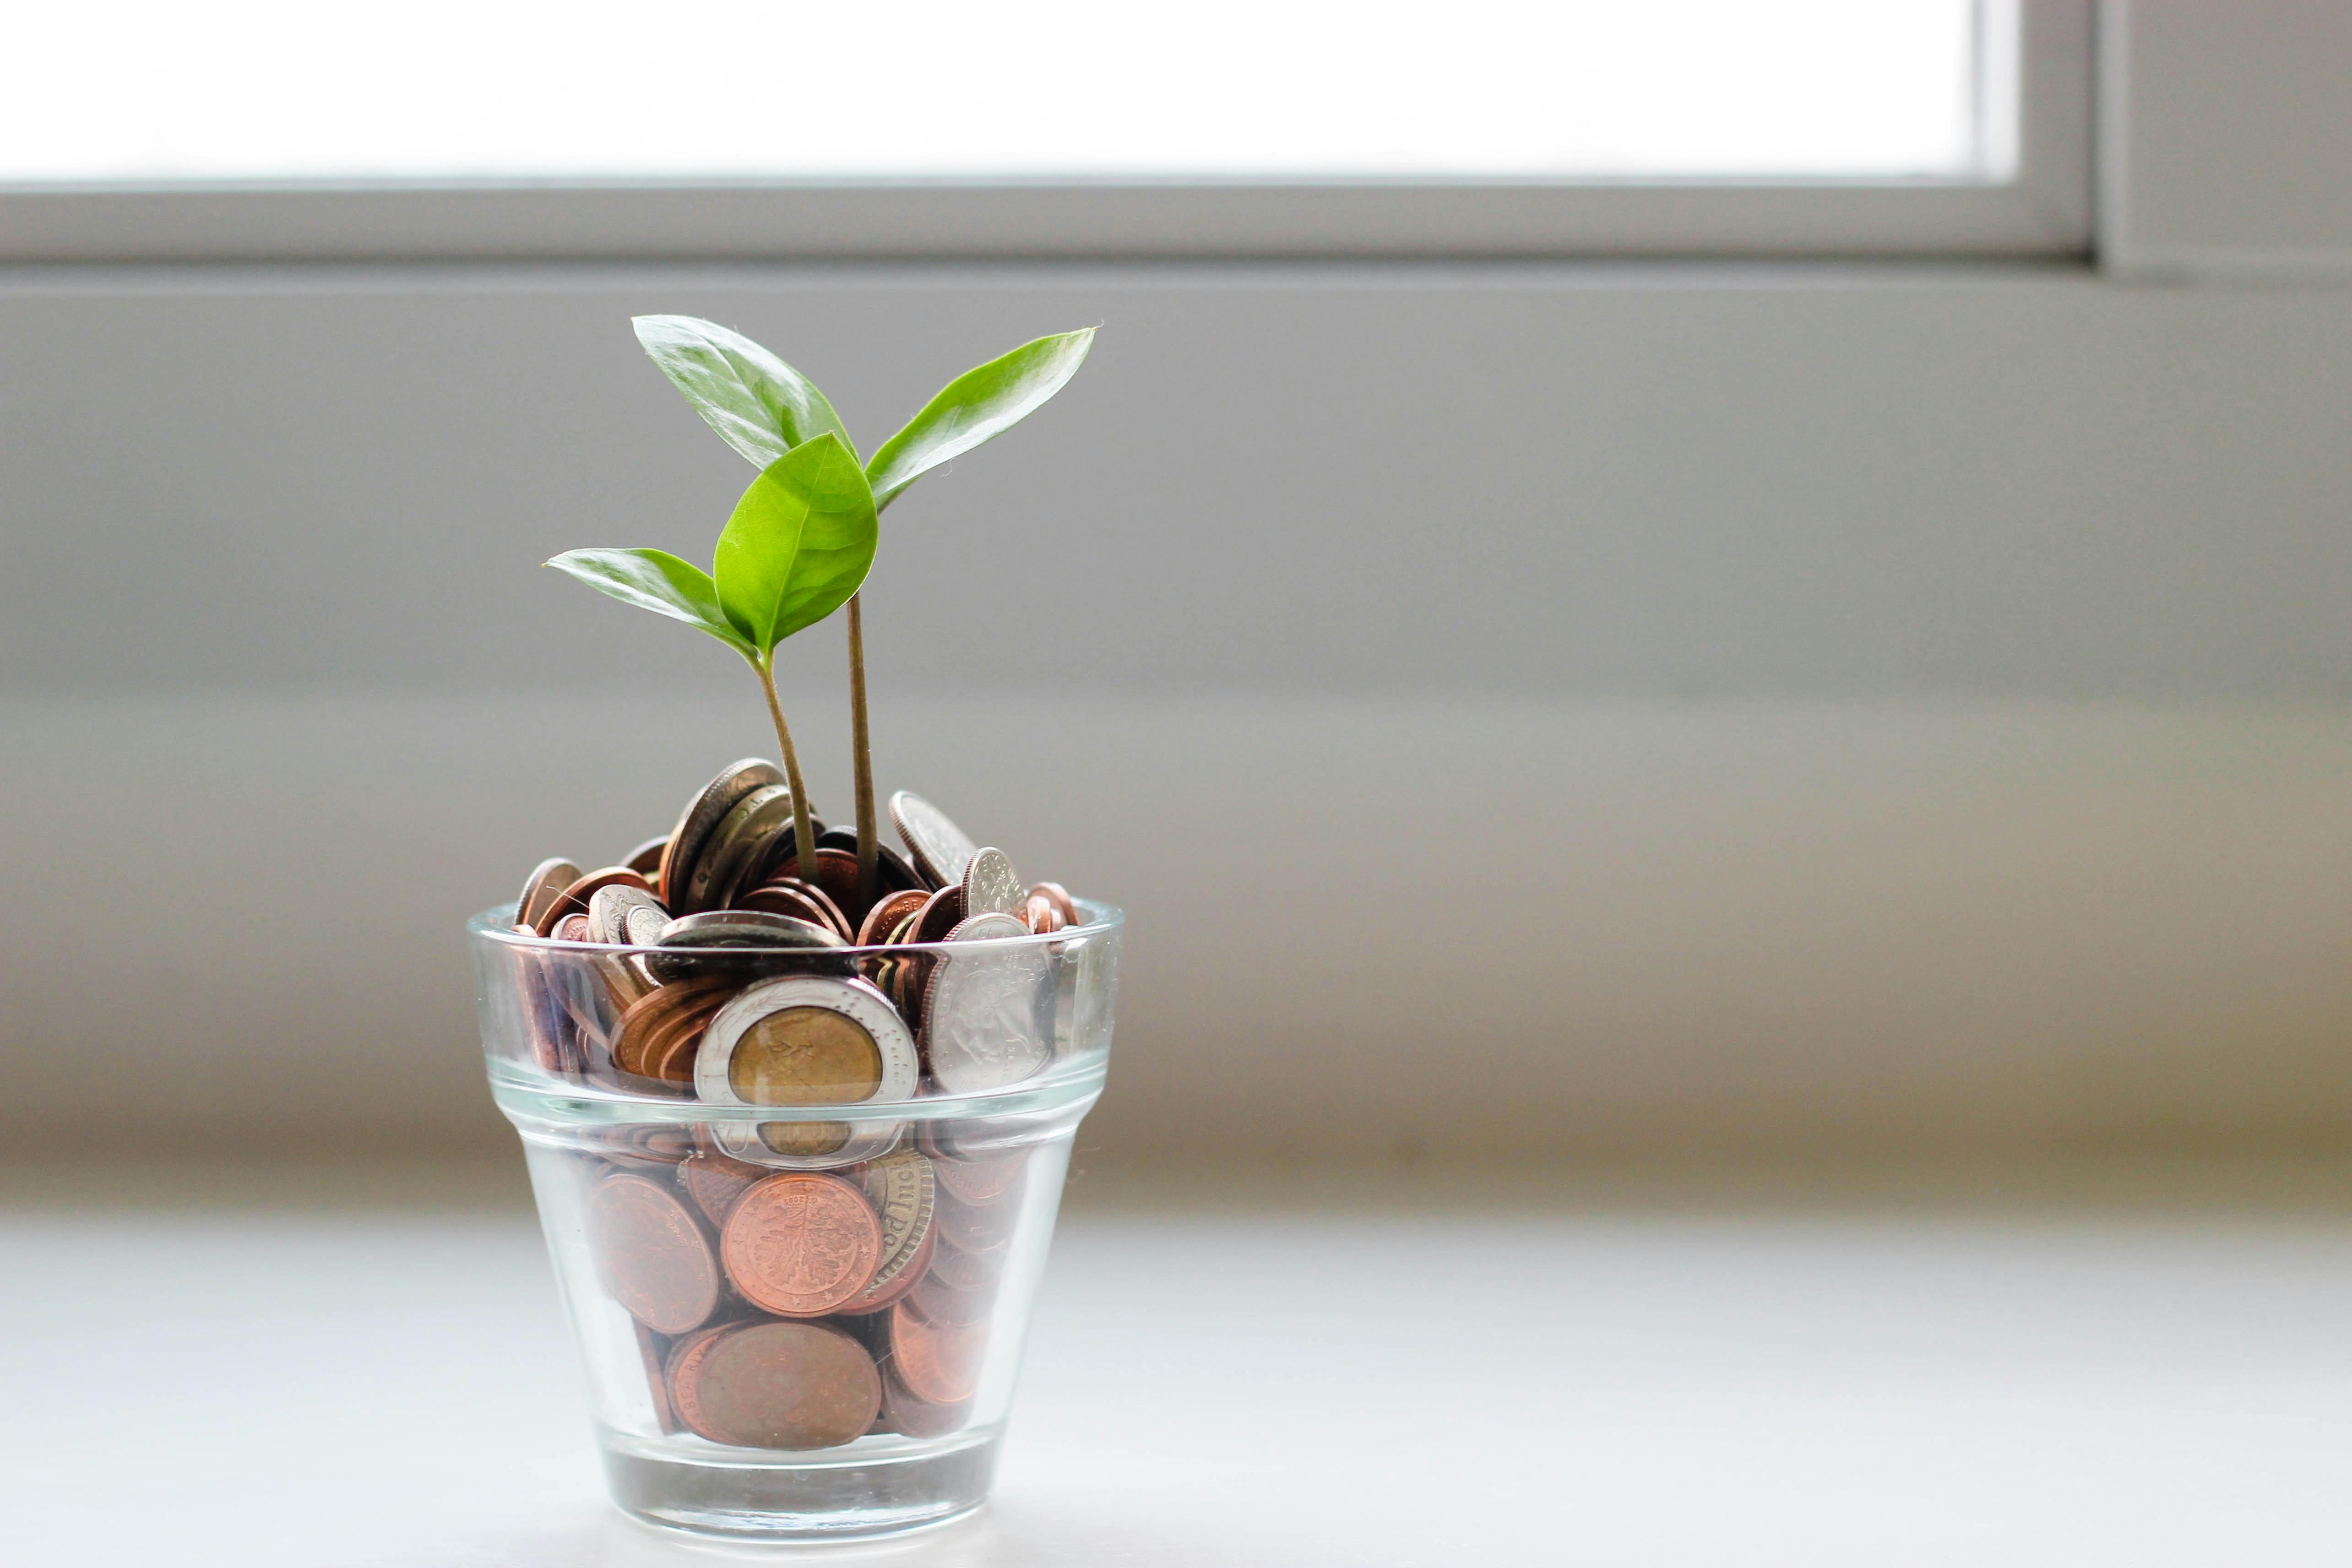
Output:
[660, 759, 782, 911]
[890, 791, 978, 891]
[961, 847, 1023, 919]
[922, 912, 1052, 1093]
[685, 784, 798, 912]
[588, 884, 669, 947]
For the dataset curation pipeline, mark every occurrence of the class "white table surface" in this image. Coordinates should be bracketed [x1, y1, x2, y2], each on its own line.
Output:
[6, 1158, 2352, 1566]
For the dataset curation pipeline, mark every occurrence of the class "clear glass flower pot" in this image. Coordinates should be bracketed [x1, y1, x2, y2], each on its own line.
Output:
[469, 899, 1121, 1541]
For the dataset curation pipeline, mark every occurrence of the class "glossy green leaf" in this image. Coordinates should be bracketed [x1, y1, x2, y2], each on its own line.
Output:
[865, 328, 1095, 510]
[633, 315, 855, 470]
[544, 547, 753, 656]
[713, 434, 879, 655]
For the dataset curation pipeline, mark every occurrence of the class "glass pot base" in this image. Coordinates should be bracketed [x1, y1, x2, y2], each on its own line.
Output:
[601, 1426, 1000, 1540]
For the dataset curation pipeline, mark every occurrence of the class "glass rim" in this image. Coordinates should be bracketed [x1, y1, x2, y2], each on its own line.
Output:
[470, 895, 1123, 959]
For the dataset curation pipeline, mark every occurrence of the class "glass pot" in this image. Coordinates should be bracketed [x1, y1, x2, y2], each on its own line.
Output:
[469, 900, 1121, 1540]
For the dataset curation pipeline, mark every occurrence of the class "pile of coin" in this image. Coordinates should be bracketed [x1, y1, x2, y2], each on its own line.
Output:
[586, 1123, 1028, 1446]
[510, 760, 1082, 1103]
[506, 759, 1085, 1450]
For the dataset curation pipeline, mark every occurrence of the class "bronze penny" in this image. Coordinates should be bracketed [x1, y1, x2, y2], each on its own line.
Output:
[665, 1320, 744, 1441]
[933, 1150, 1027, 1207]
[649, 1002, 727, 1083]
[551, 912, 592, 943]
[535, 865, 654, 937]
[636, 1321, 678, 1434]
[878, 1366, 970, 1438]
[766, 848, 866, 923]
[657, 759, 784, 914]
[888, 1299, 987, 1405]
[909, 885, 965, 946]
[840, 1149, 938, 1315]
[739, 879, 854, 942]
[678, 1152, 764, 1227]
[857, 888, 930, 949]
[689, 1320, 880, 1451]
[612, 977, 735, 1078]
[588, 1172, 720, 1335]
[721, 1172, 883, 1317]
[517, 857, 583, 930]
[934, 1188, 1016, 1255]
[598, 1124, 697, 1170]
[926, 1234, 1007, 1293]
[1030, 882, 1079, 927]
[1021, 892, 1066, 934]
[907, 1270, 994, 1328]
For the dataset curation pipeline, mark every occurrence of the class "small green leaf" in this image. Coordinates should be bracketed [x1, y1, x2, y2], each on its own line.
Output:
[866, 328, 1095, 511]
[633, 315, 855, 470]
[713, 434, 879, 655]
[545, 547, 754, 656]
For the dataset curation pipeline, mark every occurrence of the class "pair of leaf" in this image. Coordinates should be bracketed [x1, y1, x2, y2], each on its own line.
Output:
[549, 314, 1093, 664]
[632, 312, 1094, 510]
[549, 434, 875, 663]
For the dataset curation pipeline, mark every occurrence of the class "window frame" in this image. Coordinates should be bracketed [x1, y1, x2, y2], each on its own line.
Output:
[0, 0, 2091, 264]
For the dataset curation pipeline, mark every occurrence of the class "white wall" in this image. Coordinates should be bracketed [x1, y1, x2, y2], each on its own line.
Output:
[5, 264, 2352, 1160]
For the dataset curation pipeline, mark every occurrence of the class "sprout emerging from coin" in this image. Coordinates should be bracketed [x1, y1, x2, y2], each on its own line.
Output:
[604, 315, 1096, 907]
[545, 433, 878, 890]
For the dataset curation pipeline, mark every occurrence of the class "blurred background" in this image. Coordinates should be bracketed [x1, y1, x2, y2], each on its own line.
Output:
[3, 0, 2350, 1171]
[13, 5, 2352, 1561]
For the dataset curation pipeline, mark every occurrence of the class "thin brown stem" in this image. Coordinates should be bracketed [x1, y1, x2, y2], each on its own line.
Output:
[753, 655, 820, 892]
[847, 592, 879, 910]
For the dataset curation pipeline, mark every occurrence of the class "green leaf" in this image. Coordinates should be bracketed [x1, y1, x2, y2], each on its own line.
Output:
[865, 328, 1095, 511]
[713, 434, 879, 655]
[632, 315, 855, 470]
[545, 547, 754, 656]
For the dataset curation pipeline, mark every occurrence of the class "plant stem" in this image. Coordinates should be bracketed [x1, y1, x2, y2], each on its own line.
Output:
[753, 655, 820, 894]
[847, 591, 879, 910]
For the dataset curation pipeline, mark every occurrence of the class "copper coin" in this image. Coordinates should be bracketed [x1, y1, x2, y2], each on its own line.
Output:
[636, 1322, 678, 1434]
[517, 857, 583, 929]
[649, 1001, 728, 1083]
[908, 1269, 994, 1328]
[665, 1320, 743, 1441]
[908, 885, 965, 946]
[857, 888, 930, 949]
[588, 1172, 721, 1335]
[689, 1320, 880, 1451]
[889, 1300, 987, 1405]
[877, 1366, 970, 1438]
[840, 1148, 937, 1314]
[934, 1188, 1017, 1254]
[612, 976, 736, 1077]
[721, 1172, 884, 1317]
[678, 1151, 764, 1227]
[739, 879, 853, 942]
[624, 835, 669, 877]
[600, 1123, 697, 1170]
[1021, 892, 1066, 934]
[934, 1150, 1027, 1206]
[766, 848, 865, 922]
[535, 865, 655, 936]
[927, 1234, 1007, 1293]
[1030, 882, 1079, 927]
[551, 912, 592, 943]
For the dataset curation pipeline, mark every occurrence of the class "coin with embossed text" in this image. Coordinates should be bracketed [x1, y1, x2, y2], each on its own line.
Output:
[842, 1148, 937, 1314]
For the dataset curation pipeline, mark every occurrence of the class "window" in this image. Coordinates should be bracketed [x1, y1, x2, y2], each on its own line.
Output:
[0, 0, 2090, 260]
